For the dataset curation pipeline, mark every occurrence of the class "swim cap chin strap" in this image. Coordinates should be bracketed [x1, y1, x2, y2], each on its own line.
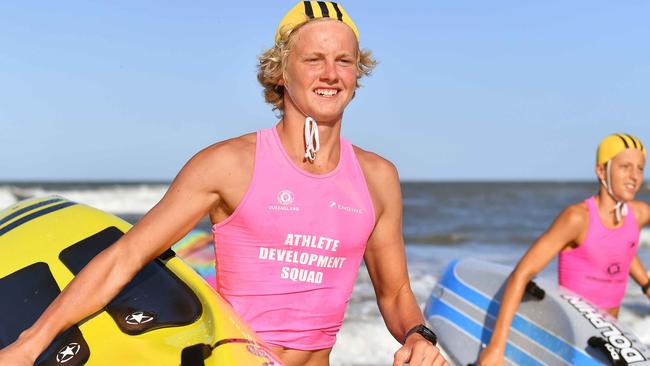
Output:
[304, 117, 320, 162]
[601, 160, 628, 223]
[284, 83, 320, 162]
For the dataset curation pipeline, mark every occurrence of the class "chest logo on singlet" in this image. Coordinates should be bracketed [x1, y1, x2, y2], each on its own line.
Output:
[277, 190, 294, 205]
[268, 189, 300, 212]
[607, 263, 621, 276]
[328, 200, 364, 215]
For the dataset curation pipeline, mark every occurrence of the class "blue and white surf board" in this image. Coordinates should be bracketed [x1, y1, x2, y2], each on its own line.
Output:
[425, 258, 650, 366]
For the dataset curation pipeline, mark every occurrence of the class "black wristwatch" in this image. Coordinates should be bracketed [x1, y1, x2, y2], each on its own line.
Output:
[404, 324, 437, 346]
[641, 280, 650, 295]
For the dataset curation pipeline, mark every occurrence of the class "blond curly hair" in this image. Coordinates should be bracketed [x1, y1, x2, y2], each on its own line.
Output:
[257, 19, 377, 114]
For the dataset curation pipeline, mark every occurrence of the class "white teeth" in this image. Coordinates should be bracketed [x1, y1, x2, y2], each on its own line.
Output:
[315, 89, 337, 96]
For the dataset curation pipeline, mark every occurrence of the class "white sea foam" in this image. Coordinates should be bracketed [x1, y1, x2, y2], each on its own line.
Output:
[0, 184, 168, 214]
[0, 189, 16, 212]
[331, 319, 401, 366]
[330, 264, 441, 365]
[641, 228, 650, 248]
[619, 284, 650, 346]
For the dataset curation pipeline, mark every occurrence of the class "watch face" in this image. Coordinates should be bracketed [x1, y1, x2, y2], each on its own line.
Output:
[418, 325, 437, 345]
[405, 324, 438, 345]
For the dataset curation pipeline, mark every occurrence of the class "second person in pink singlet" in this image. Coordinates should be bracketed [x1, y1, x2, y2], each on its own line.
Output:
[0, 2, 447, 366]
[479, 133, 650, 366]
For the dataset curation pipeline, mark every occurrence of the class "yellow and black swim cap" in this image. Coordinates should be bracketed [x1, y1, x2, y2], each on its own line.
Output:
[275, 1, 359, 42]
[596, 133, 646, 165]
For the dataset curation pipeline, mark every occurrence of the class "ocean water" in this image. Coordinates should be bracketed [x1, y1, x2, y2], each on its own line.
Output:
[2, 181, 650, 365]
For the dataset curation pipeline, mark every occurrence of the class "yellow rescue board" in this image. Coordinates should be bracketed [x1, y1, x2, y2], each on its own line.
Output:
[0, 196, 281, 366]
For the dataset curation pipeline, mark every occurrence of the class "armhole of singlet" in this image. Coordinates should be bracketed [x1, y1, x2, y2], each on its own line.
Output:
[212, 130, 261, 229]
[347, 140, 377, 228]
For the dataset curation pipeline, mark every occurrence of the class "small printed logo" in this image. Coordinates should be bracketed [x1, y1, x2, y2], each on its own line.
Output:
[56, 343, 81, 363]
[125, 311, 155, 325]
[607, 263, 621, 276]
[328, 200, 363, 214]
[630, 241, 637, 248]
[277, 190, 295, 205]
[269, 190, 300, 211]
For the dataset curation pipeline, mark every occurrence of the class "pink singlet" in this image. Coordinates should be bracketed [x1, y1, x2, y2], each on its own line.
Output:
[558, 196, 640, 309]
[212, 127, 375, 350]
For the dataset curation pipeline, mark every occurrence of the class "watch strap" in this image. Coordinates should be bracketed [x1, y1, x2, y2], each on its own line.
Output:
[641, 280, 650, 295]
[404, 324, 437, 346]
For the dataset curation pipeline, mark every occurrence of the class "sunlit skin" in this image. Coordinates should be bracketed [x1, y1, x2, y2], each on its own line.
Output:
[281, 20, 359, 127]
[596, 149, 646, 205]
[478, 148, 650, 366]
[273, 19, 359, 178]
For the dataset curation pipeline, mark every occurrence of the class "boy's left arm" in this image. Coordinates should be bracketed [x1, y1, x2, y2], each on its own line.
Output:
[363, 160, 446, 366]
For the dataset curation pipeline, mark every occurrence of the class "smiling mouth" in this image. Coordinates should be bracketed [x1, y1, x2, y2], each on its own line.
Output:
[314, 88, 338, 97]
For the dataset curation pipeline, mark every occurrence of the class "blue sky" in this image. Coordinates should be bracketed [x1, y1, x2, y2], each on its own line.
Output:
[1, 1, 648, 181]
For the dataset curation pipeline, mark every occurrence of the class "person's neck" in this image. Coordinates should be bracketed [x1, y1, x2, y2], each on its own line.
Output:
[595, 189, 622, 226]
[276, 110, 342, 173]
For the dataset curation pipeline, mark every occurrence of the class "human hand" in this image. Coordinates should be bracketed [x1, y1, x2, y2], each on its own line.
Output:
[0, 341, 37, 366]
[478, 343, 505, 366]
[393, 334, 448, 366]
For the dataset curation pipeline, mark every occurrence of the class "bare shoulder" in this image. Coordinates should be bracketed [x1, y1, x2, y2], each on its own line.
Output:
[352, 145, 400, 218]
[630, 200, 650, 225]
[185, 132, 255, 174]
[194, 132, 256, 167]
[548, 202, 589, 244]
[533, 201, 589, 250]
[177, 132, 256, 192]
[558, 201, 589, 227]
[352, 145, 399, 185]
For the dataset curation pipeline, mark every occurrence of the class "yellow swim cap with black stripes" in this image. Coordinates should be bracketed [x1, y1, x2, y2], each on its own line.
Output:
[597, 133, 646, 165]
[276, 1, 359, 42]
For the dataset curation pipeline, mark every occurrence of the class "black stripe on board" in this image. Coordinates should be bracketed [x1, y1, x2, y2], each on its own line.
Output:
[0, 198, 65, 228]
[0, 202, 76, 237]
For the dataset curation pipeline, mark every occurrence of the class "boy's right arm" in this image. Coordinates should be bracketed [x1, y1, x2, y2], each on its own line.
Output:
[478, 205, 586, 366]
[0, 142, 236, 364]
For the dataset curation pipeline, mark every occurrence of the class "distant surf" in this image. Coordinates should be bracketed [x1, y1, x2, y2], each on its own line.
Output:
[2, 182, 650, 248]
[0, 182, 167, 214]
